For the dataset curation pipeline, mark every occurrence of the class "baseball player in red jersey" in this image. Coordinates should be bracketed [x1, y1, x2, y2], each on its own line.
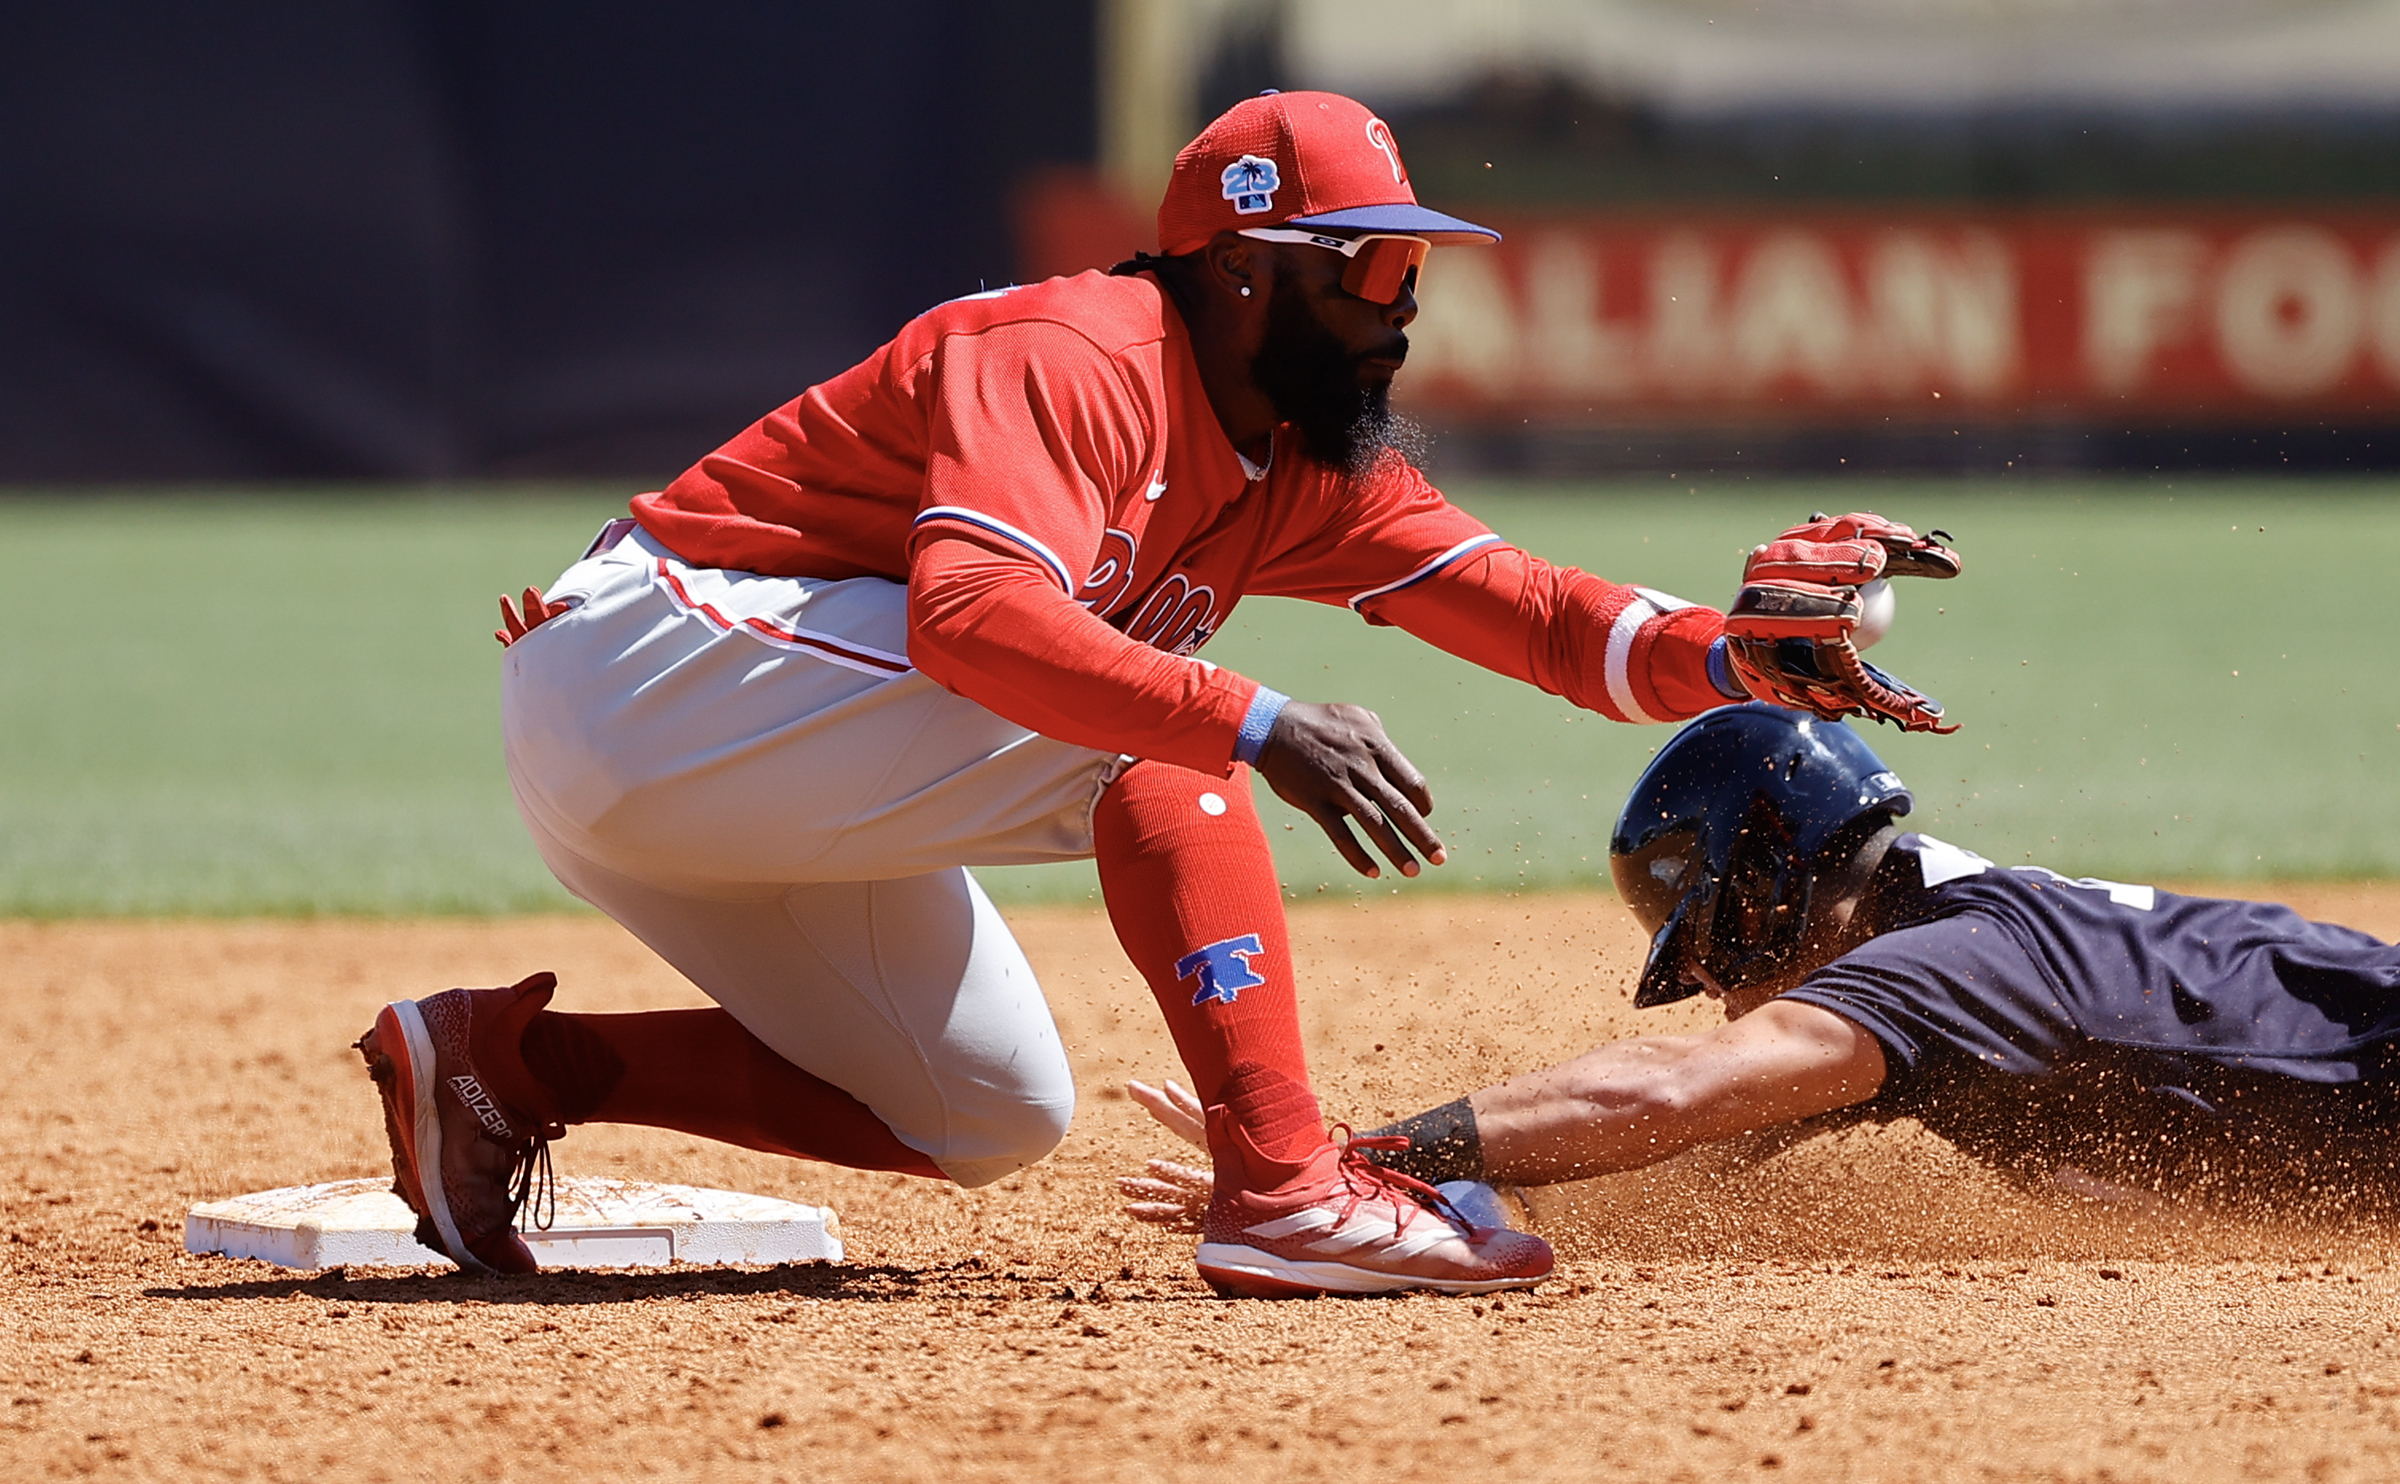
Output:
[355, 90, 1946, 1298]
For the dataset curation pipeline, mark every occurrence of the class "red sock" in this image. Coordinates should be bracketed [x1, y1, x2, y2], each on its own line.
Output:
[510, 1007, 949, 1180]
[1093, 761, 1324, 1170]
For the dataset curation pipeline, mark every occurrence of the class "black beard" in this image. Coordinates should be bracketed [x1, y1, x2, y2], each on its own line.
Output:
[1249, 280, 1430, 477]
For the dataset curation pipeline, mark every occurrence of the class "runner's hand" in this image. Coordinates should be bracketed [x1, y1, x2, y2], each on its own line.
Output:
[1118, 1158, 1212, 1231]
[1116, 1080, 1213, 1231]
[1128, 1078, 1207, 1149]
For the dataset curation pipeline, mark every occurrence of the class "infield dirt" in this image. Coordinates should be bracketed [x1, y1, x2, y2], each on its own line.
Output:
[6, 887, 2400, 1483]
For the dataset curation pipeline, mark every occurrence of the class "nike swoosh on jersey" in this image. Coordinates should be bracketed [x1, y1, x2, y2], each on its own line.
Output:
[1144, 477, 1168, 502]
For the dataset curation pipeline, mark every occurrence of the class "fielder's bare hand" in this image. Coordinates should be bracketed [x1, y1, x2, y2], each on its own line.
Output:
[1255, 701, 1445, 879]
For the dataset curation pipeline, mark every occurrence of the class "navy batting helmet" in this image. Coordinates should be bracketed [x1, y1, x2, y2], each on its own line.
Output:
[1610, 704, 1912, 1008]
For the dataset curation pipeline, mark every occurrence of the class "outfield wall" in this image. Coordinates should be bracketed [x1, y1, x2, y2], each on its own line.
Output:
[1401, 211, 2400, 421]
[1020, 178, 2400, 472]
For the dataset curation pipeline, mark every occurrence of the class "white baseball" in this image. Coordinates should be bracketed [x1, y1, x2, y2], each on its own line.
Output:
[1854, 578, 1895, 650]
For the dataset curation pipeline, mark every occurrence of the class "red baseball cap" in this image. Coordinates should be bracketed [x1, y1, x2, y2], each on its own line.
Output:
[1156, 90, 1500, 256]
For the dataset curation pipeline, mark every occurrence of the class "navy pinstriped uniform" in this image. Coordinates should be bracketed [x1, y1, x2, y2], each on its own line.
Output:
[1782, 835, 2400, 1203]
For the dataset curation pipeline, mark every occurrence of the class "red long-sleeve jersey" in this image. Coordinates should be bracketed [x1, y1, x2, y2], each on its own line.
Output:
[633, 270, 1726, 774]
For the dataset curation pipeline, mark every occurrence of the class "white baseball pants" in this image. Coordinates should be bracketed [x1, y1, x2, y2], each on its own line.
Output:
[500, 523, 1122, 1187]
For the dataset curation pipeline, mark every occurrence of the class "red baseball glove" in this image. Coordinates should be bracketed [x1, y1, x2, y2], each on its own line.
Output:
[1723, 511, 1963, 734]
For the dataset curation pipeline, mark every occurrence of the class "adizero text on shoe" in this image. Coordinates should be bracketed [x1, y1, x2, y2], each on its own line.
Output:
[354, 982, 558, 1275]
[1197, 1132, 1553, 1299]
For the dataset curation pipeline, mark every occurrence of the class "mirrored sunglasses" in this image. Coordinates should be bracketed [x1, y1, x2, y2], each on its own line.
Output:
[1235, 228, 1431, 305]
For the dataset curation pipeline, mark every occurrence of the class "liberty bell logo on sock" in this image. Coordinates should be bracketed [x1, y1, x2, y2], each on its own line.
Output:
[1177, 934, 1268, 1006]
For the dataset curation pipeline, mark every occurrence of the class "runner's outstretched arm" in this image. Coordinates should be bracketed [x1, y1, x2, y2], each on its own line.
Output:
[1121, 1000, 1886, 1224]
[1462, 1000, 1886, 1186]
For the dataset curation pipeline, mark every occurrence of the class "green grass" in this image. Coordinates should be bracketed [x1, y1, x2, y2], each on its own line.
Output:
[0, 491, 621, 914]
[4, 481, 2394, 916]
[985, 478, 2399, 906]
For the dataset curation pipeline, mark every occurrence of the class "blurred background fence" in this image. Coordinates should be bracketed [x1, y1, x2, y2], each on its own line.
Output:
[0, 2, 1094, 482]
[6, 0, 2397, 484]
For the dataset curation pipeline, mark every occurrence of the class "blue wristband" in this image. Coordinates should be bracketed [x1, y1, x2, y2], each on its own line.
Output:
[1706, 636, 1749, 700]
[1233, 686, 1289, 766]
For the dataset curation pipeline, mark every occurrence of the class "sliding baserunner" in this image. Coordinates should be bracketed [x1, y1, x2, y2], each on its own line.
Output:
[1127, 705, 2400, 1221]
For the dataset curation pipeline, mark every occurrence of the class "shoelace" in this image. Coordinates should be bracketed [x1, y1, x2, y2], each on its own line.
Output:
[1330, 1126, 1472, 1234]
[494, 1123, 561, 1234]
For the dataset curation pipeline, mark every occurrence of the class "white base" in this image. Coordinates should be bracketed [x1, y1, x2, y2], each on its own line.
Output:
[185, 1176, 842, 1270]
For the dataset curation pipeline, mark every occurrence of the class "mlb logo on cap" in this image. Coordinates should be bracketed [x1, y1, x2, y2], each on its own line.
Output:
[1157, 91, 1500, 256]
[1221, 155, 1282, 214]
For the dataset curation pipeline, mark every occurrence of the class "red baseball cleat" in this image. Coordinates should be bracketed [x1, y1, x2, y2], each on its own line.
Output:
[354, 974, 563, 1275]
[1195, 1106, 1554, 1298]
